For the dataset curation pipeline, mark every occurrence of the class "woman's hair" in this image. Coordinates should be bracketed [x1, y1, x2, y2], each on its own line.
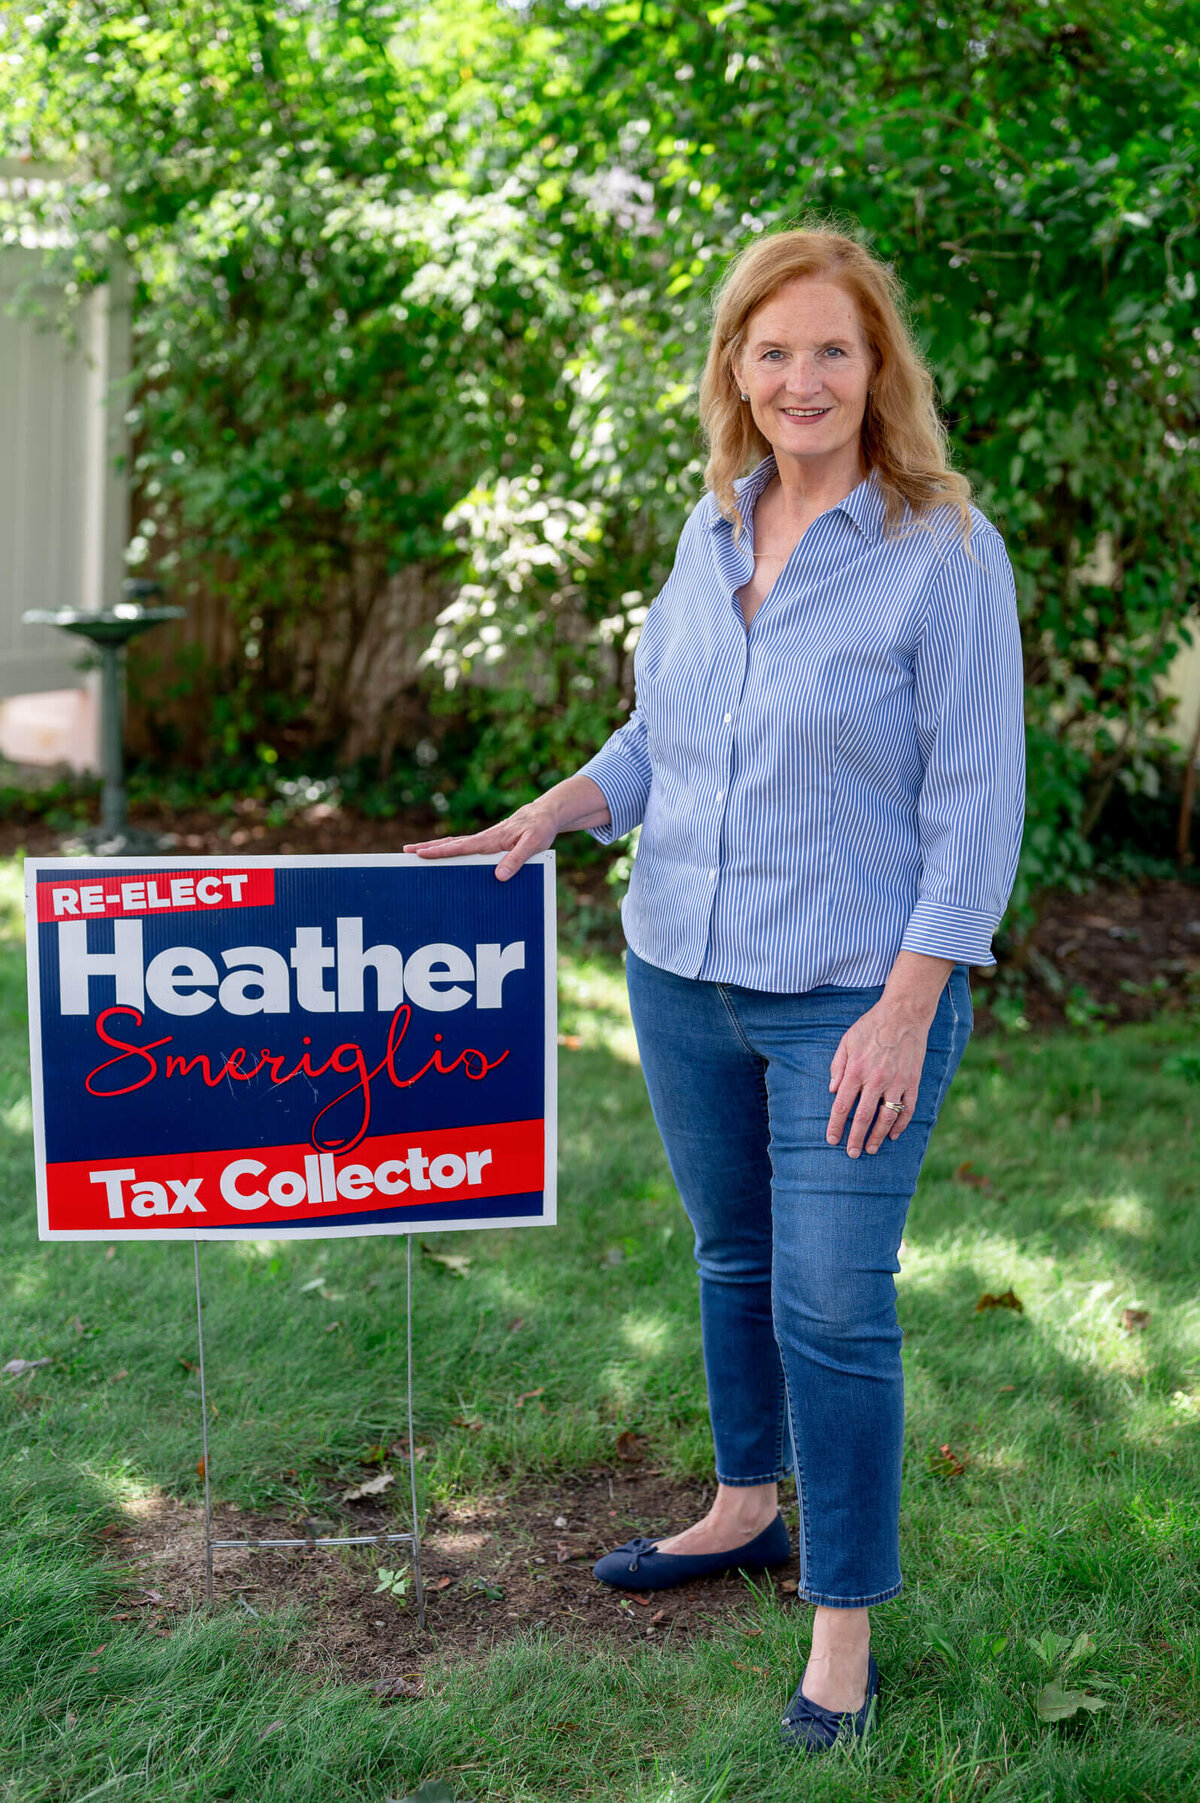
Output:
[699, 223, 971, 543]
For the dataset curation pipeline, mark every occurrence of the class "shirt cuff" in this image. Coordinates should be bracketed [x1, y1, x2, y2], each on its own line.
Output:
[900, 897, 998, 966]
[576, 749, 649, 845]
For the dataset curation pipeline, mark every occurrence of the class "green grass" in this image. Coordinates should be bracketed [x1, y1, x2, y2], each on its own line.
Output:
[2, 854, 1199, 1801]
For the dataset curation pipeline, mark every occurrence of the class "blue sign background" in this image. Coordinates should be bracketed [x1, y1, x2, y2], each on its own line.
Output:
[38, 861, 546, 1166]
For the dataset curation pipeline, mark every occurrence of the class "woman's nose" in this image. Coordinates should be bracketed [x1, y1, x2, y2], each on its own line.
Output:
[784, 359, 823, 394]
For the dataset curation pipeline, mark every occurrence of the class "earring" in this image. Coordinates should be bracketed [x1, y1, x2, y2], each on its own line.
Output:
[739, 391, 749, 402]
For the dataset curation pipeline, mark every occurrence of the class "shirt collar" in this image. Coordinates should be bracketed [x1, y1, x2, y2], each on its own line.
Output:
[711, 454, 887, 545]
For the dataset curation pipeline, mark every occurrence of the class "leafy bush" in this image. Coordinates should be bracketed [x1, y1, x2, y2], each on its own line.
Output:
[3, 0, 1197, 917]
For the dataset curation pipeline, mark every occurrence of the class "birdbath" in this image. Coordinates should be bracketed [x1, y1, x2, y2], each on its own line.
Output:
[23, 582, 186, 854]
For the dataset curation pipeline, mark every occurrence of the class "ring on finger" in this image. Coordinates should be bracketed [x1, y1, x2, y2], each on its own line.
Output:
[882, 1098, 905, 1114]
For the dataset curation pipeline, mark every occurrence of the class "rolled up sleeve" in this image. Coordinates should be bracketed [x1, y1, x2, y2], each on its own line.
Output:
[900, 527, 1026, 966]
[578, 708, 651, 843]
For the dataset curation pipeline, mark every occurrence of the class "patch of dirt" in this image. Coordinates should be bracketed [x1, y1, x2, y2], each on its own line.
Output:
[977, 878, 1200, 1033]
[108, 1469, 804, 1684]
[0, 800, 443, 862]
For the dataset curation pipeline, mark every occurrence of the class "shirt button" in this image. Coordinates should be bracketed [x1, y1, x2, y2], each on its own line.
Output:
[723, 712, 732, 724]
[708, 868, 717, 881]
[716, 790, 724, 802]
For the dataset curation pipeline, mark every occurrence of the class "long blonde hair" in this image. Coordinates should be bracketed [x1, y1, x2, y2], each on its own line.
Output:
[699, 225, 971, 543]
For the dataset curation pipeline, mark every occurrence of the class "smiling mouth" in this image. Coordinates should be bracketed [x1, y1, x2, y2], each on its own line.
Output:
[782, 407, 831, 419]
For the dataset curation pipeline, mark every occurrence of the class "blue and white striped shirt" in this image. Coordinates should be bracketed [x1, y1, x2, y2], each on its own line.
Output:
[579, 454, 1026, 993]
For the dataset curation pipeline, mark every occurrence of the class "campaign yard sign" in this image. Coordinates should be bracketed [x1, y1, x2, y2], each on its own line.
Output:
[25, 854, 556, 1242]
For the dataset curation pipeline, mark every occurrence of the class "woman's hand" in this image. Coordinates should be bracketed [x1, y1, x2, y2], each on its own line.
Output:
[403, 774, 612, 882]
[826, 953, 955, 1156]
[404, 802, 560, 882]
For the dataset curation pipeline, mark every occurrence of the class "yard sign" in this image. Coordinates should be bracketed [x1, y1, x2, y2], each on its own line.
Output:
[25, 853, 556, 1241]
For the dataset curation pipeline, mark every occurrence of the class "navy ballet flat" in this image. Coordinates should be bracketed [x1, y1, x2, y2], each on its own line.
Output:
[780, 1651, 879, 1752]
[592, 1512, 791, 1592]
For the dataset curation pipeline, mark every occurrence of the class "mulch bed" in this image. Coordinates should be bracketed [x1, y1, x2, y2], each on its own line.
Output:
[108, 1469, 803, 1687]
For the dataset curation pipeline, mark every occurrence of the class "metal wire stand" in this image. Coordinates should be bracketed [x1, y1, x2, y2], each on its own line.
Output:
[191, 1235, 426, 1628]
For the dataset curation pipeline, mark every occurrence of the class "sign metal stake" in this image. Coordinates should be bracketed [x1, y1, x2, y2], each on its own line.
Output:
[192, 1236, 425, 1628]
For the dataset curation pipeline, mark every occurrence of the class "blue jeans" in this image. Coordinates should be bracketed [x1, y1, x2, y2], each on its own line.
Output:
[625, 947, 973, 1609]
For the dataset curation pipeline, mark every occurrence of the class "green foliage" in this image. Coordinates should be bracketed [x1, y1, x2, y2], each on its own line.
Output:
[2, 0, 1198, 910]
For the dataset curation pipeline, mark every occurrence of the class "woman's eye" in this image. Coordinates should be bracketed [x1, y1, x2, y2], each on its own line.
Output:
[822, 346, 846, 358]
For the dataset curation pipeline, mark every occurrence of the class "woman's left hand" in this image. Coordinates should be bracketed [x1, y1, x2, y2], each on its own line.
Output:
[826, 998, 932, 1158]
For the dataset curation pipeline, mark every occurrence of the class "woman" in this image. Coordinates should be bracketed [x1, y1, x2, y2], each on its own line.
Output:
[407, 226, 1025, 1753]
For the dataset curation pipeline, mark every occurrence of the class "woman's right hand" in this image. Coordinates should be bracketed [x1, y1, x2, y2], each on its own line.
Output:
[403, 773, 612, 882]
[404, 801, 560, 883]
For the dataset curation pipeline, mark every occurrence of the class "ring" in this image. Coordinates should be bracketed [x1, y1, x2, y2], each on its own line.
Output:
[882, 1099, 904, 1114]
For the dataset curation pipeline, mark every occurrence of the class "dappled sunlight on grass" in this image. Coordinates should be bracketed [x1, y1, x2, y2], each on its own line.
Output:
[618, 1310, 674, 1360]
[2, 1094, 31, 1135]
[0, 858, 25, 944]
[559, 952, 640, 1063]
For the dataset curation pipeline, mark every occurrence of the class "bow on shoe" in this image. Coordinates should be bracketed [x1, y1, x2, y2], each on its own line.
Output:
[616, 1535, 661, 1571]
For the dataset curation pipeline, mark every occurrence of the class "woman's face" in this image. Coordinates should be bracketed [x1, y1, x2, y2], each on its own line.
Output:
[733, 277, 875, 476]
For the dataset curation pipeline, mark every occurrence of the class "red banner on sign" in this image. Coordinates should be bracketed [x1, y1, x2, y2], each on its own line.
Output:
[36, 868, 274, 923]
[45, 1118, 543, 1233]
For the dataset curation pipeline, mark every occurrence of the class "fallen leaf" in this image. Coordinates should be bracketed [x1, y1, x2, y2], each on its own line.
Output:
[373, 1675, 423, 1700]
[111, 1611, 133, 1621]
[196, 1456, 207, 1478]
[779, 1579, 799, 1594]
[1036, 1679, 1109, 1722]
[420, 1244, 472, 1278]
[551, 1720, 581, 1730]
[929, 1442, 966, 1479]
[391, 1437, 428, 1462]
[177, 1357, 199, 1374]
[555, 1544, 573, 1563]
[627, 1593, 651, 1607]
[506, 1317, 526, 1333]
[428, 1575, 453, 1591]
[452, 1416, 483, 1432]
[87, 1644, 107, 1656]
[741, 1627, 764, 1638]
[86, 1665, 99, 1674]
[324, 1321, 342, 1333]
[3, 1356, 52, 1376]
[615, 1429, 644, 1463]
[111, 1368, 129, 1381]
[733, 1660, 769, 1675]
[977, 1289, 1024, 1314]
[955, 1162, 993, 1191]
[1122, 1308, 1151, 1333]
[650, 1609, 666, 1624]
[557, 1033, 583, 1050]
[515, 1387, 545, 1408]
[257, 1720, 285, 1741]
[137, 1591, 164, 1606]
[105, 1246, 116, 1260]
[999, 1384, 1016, 1393]
[343, 1471, 395, 1502]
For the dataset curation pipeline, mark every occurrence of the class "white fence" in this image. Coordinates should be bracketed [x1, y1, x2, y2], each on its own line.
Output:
[0, 164, 130, 765]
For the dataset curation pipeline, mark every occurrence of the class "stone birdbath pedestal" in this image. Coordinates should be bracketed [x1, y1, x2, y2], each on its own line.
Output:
[23, 580, 186, 855]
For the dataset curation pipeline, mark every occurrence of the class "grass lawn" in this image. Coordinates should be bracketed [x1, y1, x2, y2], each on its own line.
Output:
[2, 852, 1199, 1802]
